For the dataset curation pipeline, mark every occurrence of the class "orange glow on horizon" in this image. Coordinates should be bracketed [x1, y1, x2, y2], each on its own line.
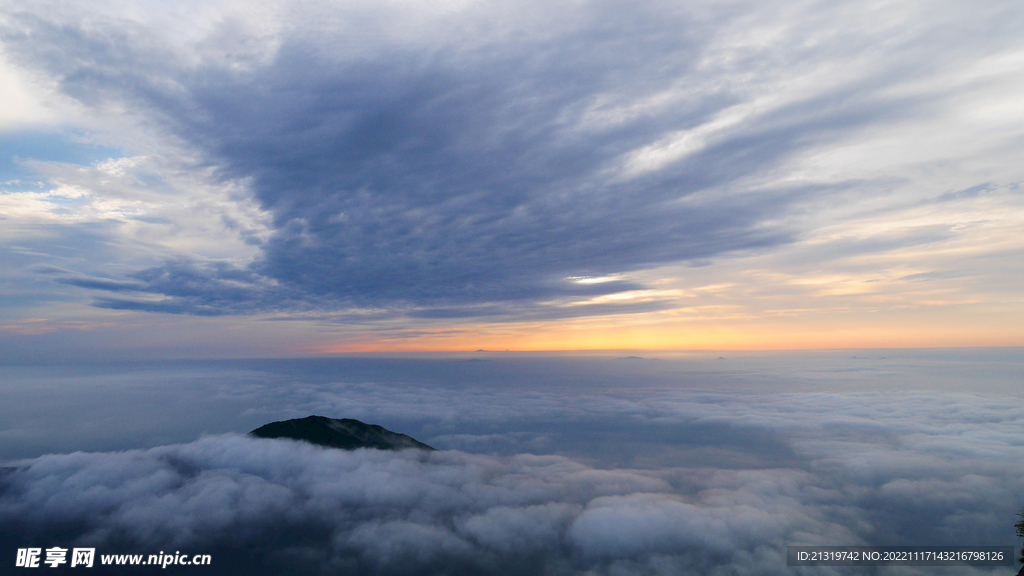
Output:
[306, 309, 1024, 354]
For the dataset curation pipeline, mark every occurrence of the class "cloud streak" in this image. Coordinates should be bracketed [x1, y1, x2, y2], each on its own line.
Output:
[4, 0, 984, 319]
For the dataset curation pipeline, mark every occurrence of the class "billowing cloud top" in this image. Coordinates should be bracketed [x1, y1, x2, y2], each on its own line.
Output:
[3, 380, 1023, 575]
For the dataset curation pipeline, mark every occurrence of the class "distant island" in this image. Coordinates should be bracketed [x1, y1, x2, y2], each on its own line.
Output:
[250, 416, 434, 451]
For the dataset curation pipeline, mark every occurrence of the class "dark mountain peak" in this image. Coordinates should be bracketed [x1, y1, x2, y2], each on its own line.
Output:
[249, 416, 434, 451]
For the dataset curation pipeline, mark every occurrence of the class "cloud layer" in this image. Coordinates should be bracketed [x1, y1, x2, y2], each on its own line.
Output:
[0, 0, 795, 315]
[6, 0, 1021, 324]
[0, 435, 922, 575]
[3, 353, 1023, 575]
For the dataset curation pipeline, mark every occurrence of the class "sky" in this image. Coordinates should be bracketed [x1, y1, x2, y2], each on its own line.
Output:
[4, 5, 1023, 572]
[1, 0, 1023, 355]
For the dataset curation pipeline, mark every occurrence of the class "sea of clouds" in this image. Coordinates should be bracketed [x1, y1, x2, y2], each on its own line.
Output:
[2, 354, 1023, 574]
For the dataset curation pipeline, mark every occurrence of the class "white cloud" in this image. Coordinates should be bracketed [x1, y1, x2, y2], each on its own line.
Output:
[2, 355, 1022, 573]
[0, 52, 56, 129]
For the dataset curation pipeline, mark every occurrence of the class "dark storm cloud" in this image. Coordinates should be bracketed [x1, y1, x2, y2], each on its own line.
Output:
[0, 1, 925, 317]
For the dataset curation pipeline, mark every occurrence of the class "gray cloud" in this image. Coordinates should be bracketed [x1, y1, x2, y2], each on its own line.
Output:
[1, 0, 953, 318]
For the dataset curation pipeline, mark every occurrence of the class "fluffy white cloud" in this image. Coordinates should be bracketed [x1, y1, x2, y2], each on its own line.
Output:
[0, 435, 849, 575]
[3, 377, 1023, 574]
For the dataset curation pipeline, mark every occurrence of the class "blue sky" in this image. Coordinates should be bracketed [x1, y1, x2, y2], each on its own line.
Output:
[0, 0, 1022, 354]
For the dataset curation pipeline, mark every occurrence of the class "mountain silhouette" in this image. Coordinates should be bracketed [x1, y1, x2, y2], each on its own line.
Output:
[250, 416, 434, 451]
